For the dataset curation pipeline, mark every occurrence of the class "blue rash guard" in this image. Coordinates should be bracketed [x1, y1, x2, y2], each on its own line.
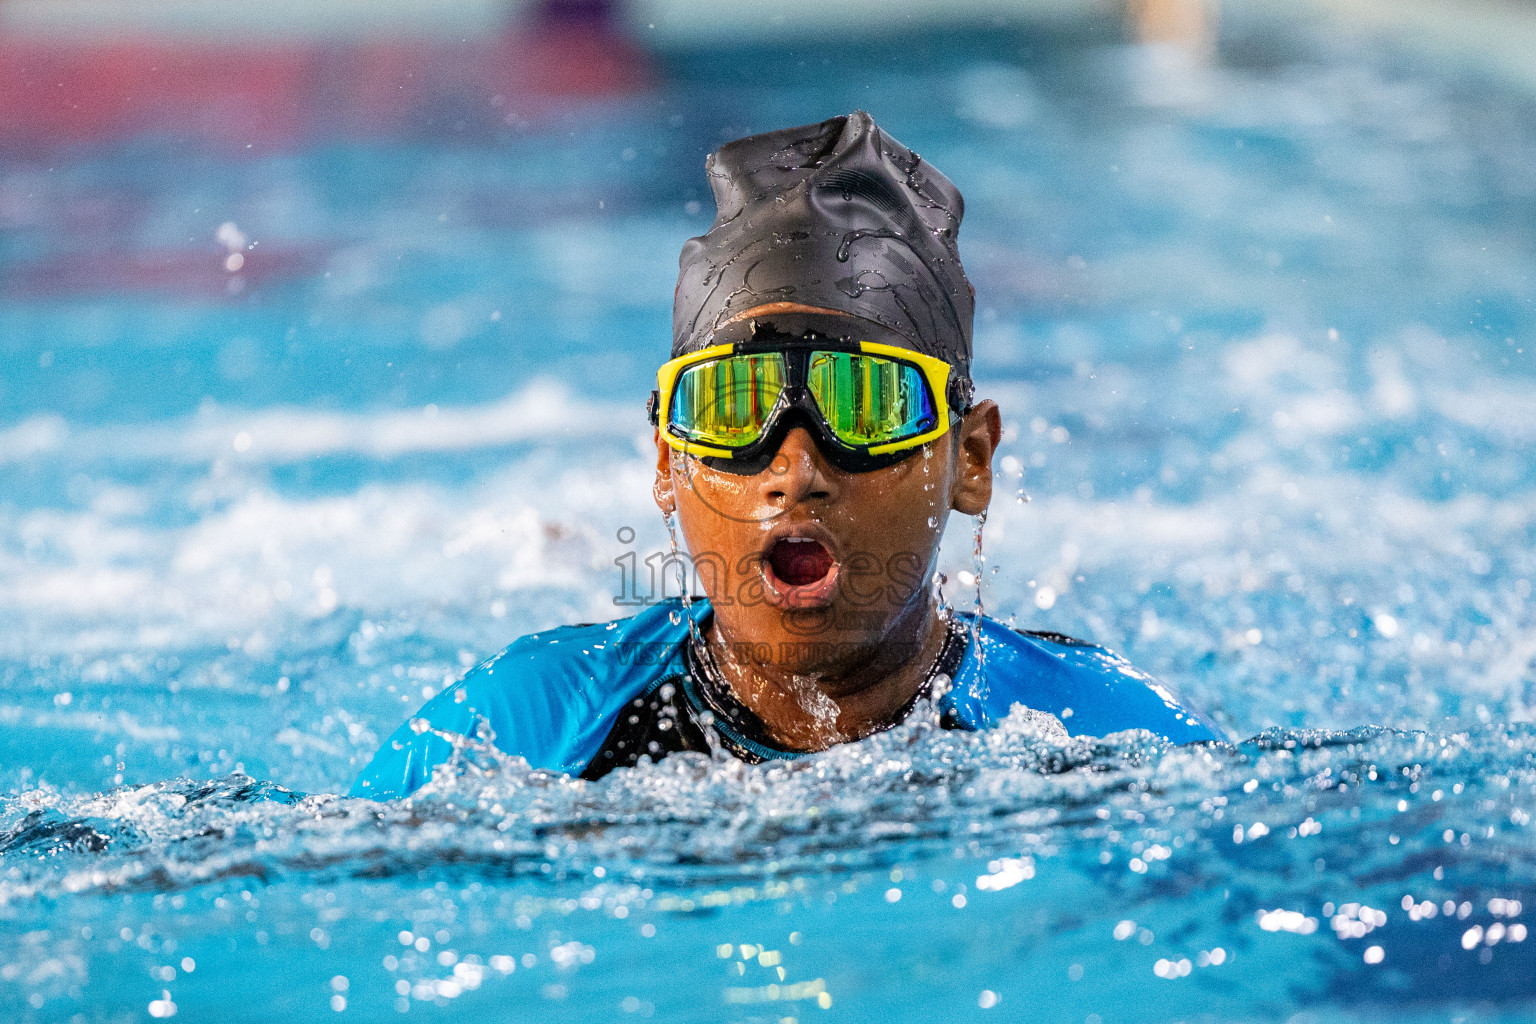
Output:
[349, 599, 1220, 800]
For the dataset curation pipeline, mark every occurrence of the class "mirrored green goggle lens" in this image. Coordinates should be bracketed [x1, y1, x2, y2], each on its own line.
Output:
[808, 351, 937, 446]
[670, 353, 787, 446]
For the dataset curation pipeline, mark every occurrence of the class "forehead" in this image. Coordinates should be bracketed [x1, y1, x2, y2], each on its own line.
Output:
[706, 309, 922, 357]
[722, 302, 850, 325]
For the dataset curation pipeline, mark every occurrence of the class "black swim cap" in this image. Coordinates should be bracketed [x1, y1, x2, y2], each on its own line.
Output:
[673, 111, 974, 395]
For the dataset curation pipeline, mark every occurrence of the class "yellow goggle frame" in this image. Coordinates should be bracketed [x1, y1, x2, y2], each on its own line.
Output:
[654, 340, 957, 462]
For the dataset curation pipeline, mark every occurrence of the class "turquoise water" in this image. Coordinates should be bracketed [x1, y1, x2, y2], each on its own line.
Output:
[4, 12, 1536, 1022]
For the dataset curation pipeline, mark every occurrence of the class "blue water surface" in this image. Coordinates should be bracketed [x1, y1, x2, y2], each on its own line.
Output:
[3, 10, 1536, 1022]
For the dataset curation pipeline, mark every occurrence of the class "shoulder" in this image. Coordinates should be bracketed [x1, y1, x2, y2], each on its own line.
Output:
[456, 601, 700, 762]
[349, 601, 697, 798]
[953, 617, 1222, 744]
[483, 602, 693, 682]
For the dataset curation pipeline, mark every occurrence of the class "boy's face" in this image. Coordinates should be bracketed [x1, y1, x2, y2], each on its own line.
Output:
[653, 306, 1002, 686]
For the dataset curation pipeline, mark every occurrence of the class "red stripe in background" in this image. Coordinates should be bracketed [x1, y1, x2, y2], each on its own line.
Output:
[0, 4, 654, 300]
[4, 246, 323, 300]
[0, 11, 654, 154]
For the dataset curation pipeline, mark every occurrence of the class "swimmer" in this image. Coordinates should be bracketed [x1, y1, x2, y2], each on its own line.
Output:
[351, 112, 1219, 799]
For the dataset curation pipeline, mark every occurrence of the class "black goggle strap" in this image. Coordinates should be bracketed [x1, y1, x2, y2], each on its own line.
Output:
[947, 375, 974, 416]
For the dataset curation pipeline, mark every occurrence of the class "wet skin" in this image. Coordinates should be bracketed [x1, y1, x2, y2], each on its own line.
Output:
[653, 303, 1002, 752]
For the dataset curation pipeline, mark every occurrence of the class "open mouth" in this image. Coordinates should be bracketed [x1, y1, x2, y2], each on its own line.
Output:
[760, 534, 841, 608]
[768, 537, 835, 587]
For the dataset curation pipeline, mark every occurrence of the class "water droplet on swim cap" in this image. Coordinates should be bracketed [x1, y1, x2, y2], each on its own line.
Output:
[673, 112, 974, 387]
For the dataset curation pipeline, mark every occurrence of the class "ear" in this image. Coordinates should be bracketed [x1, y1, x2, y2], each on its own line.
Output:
[652, 429, 678, 515]
[950, 399, 1002, 516]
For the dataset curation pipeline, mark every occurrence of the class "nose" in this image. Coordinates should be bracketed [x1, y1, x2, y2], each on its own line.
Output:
[760, 426, 839, 507]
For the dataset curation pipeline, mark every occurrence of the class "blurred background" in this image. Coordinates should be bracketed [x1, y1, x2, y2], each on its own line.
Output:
[2, 0, 1535, 787]
[5, 2, 1536, 1022]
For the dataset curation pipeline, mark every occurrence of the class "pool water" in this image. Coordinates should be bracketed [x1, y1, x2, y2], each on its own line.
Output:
[4, 10, 1536, 1022]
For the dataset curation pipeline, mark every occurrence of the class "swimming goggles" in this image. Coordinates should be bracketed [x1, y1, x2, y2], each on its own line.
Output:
[649, 335, 966, 474]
